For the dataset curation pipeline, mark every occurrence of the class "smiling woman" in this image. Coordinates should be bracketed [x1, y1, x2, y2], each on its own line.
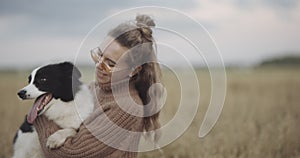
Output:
[32, 14, 163, 158]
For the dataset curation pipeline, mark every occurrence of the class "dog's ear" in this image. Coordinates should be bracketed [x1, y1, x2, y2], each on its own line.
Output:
[72, 64, 82, 79]
[59, 62, 82, 79]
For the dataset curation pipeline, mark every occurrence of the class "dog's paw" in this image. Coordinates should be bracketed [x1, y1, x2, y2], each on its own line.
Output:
[46, 132, 66, 149]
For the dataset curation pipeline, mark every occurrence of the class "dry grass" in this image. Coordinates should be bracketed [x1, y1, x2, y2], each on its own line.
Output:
[0, 68, 299, 158]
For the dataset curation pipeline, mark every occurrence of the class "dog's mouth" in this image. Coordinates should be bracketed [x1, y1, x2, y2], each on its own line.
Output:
[27, 93, 53, 124]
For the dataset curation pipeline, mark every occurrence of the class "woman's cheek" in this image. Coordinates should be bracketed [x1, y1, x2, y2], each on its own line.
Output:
[96, 72, 111, 84]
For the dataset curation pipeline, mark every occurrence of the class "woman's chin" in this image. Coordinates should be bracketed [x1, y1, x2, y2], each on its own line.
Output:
[97, 78, 110, 85]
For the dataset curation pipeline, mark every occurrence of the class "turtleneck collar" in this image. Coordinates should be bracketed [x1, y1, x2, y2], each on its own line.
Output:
[97, 78, 136, 94]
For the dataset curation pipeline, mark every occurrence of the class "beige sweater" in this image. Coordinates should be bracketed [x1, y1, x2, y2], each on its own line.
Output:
[33, 81, 144, 158]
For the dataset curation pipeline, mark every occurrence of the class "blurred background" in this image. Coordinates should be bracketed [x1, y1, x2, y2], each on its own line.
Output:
[1, 0, 300, 157]
[1, 0, 300, 68]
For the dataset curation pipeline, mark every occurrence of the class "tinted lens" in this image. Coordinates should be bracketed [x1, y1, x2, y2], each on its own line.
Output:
[100, 62, 112, 73]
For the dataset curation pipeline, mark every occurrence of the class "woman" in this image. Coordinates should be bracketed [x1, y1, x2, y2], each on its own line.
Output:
[33, 14, 162, 157]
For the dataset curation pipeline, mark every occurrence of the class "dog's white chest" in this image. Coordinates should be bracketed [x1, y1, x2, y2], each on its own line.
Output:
[44, 85, 94, 129]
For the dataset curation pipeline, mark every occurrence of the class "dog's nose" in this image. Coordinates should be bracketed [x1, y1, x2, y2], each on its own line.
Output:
[17, 90, 27, 99]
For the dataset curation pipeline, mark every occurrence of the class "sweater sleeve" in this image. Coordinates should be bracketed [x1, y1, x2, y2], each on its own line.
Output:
[33, 102, 140, 158]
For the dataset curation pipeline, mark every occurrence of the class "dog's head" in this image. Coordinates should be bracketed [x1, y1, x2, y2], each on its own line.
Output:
[17, 62, 82, 123]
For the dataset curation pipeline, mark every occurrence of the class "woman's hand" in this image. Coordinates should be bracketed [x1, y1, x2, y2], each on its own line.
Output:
[34, 115, 61, 140]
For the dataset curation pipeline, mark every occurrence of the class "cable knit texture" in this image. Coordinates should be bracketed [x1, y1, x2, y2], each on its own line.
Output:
[33, 80, 144, 158]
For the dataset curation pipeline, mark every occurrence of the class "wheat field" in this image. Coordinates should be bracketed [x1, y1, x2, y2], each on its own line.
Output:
[0, 68, 299, 158]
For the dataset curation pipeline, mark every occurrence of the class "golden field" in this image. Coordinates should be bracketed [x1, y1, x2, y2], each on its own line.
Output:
[0, 67, 299, 158]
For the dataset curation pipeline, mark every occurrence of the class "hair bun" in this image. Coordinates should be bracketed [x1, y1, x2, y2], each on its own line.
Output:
[136, 14, 155, 27]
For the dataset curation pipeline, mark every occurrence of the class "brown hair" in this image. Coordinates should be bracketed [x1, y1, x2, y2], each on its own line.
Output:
[108, 14, 162, 141]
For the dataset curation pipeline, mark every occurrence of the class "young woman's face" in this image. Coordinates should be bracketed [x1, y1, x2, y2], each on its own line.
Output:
[95, 37, 132, 84]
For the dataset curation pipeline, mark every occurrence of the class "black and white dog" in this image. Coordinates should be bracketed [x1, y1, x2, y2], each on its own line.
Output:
[13, 62, 94, 158]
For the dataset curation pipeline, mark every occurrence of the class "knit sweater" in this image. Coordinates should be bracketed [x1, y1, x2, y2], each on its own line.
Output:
[33, 80, 144, 158]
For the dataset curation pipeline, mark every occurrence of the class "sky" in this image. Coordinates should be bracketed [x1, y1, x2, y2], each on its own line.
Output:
[1, 0, 300, 69]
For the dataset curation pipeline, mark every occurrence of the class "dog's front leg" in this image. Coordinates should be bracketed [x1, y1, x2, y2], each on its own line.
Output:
[46, 128, 76, 149]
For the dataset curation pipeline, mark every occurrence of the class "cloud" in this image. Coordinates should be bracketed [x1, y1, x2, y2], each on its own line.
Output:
[0, 0, 299, 68]
[0, 0, 200, 38]
[180, 0, 300, 65]
[1, 36, 86, 69]
[0, 14, 31, 37]
[259, 0, 298, 9]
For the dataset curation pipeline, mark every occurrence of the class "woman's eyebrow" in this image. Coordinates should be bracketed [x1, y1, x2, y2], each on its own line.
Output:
[105, 57, 117, 65]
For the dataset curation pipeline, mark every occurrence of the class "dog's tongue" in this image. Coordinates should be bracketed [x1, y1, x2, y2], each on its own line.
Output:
[27, 95, 46, 124]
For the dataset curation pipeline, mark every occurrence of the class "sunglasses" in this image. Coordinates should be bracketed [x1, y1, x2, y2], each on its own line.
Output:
[91, 47, 114, 73]
[90, 47, 132, 73]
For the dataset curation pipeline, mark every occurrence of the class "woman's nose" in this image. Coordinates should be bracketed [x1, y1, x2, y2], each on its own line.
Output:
[97, 59, 112, 73]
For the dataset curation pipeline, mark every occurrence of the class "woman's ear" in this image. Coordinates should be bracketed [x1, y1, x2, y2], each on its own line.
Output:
[129, 66, 142, 77]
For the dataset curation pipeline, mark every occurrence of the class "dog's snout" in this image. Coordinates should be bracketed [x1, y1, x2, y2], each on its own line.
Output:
[17, 90, 27, 99]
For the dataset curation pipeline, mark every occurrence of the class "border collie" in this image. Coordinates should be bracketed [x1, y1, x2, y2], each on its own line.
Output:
[13, 62, 94, 158]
